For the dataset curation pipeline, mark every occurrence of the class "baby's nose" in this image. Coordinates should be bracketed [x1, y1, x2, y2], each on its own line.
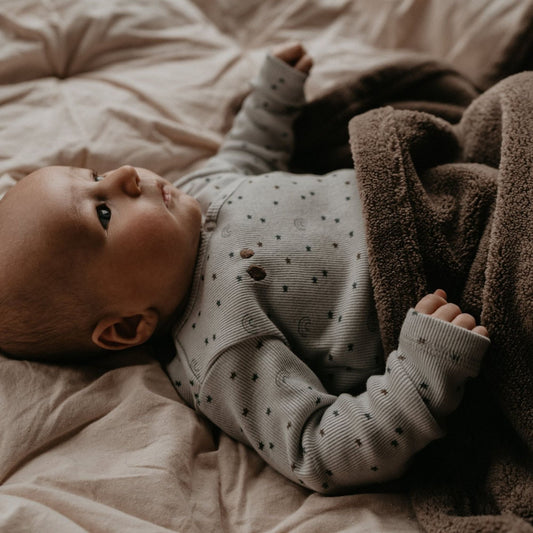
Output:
[104, 165, 141, 197]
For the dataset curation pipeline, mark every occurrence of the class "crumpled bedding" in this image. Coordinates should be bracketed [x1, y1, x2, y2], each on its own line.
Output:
[1, 1, 532, 531]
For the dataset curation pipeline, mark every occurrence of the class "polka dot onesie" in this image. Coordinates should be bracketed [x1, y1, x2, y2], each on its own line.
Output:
[165, 54, 490, 493]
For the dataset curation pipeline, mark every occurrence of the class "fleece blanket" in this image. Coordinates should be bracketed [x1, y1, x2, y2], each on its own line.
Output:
[351, 71, 533, 533]
[295, 60, 533, 530]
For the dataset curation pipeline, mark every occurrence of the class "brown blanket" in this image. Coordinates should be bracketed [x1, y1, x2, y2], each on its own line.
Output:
[292, 55, 480, 174]
[293, 60, 533, 531]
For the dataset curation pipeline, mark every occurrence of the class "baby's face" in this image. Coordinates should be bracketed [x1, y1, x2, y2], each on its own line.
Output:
[1, 165, 202, 325]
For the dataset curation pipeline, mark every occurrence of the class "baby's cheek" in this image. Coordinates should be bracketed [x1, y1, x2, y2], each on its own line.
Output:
[129, 207, 169, 241]
[130, 212, 182, 264]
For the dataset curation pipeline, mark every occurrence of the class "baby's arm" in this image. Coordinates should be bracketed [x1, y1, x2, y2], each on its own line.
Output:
[177, 43, 311, 189]
[214, 42, 311, 174]
[197, 292, 490, 494]
[392, 289, 489, 422]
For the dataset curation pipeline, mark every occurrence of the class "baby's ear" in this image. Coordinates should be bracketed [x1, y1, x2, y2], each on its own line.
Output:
[92, 310, 159, 351]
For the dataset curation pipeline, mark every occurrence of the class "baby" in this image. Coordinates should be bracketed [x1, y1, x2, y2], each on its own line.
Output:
[0, 43, 489, 493]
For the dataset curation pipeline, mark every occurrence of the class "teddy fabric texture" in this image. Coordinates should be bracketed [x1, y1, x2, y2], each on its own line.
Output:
[296, 57, 532, 529]
[349, 73, 533, 533]
[165, 55, 490, 494]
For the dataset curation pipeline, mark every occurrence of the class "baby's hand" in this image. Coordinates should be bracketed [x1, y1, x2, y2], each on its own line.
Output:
[272, 42, 313, 74]
[415, 289, 489, 337]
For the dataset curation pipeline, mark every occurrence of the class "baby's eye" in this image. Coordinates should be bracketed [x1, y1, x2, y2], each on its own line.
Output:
[92, 171, 105, 182]
[96, 204, 111, 230]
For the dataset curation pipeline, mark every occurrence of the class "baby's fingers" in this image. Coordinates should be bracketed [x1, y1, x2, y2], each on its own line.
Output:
[294, 54, 313, 73]
[450, 311, 489, 338]
[432, 303, 462, 322]
[414, 290, 489, 338]
[415, 290, 447, 314]
[472, 325, 489, 337]
[451, 312, 476, 330]
[272, 42, 306, 64]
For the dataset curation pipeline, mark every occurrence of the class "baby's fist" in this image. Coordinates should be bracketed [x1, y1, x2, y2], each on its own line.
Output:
[415, 289, 489, 337]
[272, 42, 313, 74]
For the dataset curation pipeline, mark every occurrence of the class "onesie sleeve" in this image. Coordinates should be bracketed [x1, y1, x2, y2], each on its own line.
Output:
[196, 310, 490, 493]
[176, 54, 308, 190]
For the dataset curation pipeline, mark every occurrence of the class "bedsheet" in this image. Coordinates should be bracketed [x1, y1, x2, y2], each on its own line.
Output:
[0, 1, 531, 531]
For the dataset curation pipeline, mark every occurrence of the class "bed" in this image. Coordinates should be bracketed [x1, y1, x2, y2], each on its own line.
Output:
[1, 1, 532, 531]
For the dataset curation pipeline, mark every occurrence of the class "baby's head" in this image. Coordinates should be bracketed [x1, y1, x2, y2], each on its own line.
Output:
[0, 165, 202, 362]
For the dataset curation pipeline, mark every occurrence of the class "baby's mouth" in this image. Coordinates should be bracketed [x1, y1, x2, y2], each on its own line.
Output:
[160, 184, 172, 207]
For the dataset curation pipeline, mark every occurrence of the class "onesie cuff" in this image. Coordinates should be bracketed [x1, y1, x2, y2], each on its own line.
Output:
[399, 309, 490, 377]
[252, 54, 307, 106]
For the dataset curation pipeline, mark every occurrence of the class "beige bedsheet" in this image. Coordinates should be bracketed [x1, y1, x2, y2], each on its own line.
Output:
[0, 1, 530, 531]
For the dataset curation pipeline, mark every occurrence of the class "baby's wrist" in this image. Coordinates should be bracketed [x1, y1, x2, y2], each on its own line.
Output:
[399, 309, 490, 376]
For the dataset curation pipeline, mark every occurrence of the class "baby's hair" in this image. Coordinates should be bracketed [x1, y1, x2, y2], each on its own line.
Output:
[0, 269, 101, 362]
